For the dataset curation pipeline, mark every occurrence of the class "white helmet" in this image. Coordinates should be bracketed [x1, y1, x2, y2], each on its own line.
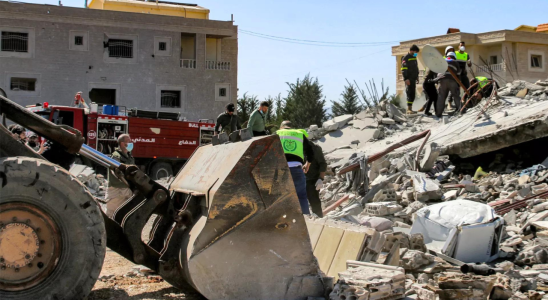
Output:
[445, 45, 455, 54]
[446, 52, 457, 59]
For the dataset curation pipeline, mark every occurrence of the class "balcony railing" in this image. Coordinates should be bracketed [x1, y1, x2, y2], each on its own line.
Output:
[205, 60, 230, 70]
[476, 63, 505, 73]
[181, 59, 196, 69]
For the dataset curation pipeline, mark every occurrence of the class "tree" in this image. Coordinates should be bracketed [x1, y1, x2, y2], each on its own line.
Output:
[283, 74, 327, 128]
[236, 92, 258, 124]
[331, 84, 362, 117]
[274, 94, 284, 127]
[263, 95, 276, 124]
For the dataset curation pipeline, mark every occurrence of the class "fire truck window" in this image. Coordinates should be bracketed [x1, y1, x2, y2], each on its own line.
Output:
[57, 111, 74, 127]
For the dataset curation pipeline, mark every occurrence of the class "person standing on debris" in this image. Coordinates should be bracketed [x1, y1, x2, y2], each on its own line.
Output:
[401, 44, 420, 114]
[247, 101, 269, 137]
[72, 91, 90, 109]
[277, 121, 315, 215]
[214, 103, 241, 136]
[306, 143, 327, 217]
[422, 69, 441, 116]
[456, 42, 471, 93]
[435, 52, 462, 117]
[111, 134, 135, 165]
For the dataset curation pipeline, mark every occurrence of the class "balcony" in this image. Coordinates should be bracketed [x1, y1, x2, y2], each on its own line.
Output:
[476, 63, 505, 73]
[205, 60, 230, 70]
[181, 59, 196, 69]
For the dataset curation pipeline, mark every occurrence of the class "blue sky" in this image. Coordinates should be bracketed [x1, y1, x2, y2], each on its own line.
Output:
[17, 0, 548, 105]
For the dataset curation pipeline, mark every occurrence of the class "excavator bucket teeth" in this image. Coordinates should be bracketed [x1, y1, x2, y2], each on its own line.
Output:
[169, 135, 325, 300]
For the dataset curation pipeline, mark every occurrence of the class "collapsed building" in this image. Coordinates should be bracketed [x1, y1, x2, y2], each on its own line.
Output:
[306, 78, 548, 299]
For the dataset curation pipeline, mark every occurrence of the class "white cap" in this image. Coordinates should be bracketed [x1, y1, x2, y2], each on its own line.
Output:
[445, 45, 455, 53]
[446, 52, 456, 58]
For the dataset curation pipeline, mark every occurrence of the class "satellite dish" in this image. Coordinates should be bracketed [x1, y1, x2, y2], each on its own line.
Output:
[420, 44, 448, 74]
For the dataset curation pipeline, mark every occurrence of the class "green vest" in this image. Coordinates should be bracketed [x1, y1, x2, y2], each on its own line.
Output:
[276, 129, 305, 160]
[476, 76, 489, 88]
[456, 51, 468, 62]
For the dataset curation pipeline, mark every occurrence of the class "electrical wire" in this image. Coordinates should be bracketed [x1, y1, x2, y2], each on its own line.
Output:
[239, 29, 399, 47]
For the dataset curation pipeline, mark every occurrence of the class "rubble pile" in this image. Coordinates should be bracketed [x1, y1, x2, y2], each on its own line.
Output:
[308, 79, 548, 299]
[69, 163, 108, 199]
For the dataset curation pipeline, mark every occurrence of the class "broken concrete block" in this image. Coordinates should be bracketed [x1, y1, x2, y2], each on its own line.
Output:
[516, 88, 528, 98]
[365, 202, 403, 217]
[518, 174, 530, 185]
[331, 264, 405, 300]
[419, 142, 440, 172]
[373, 128, 383, 139]
[401, 250, 435, 271]
[387, 103, 407, 122]
[322, 119, 339, 132]
[359, 216, 393, 231]
[412, 175, 442, 202]
[381, 118, 396, 125]
[442, 190, 458, 201]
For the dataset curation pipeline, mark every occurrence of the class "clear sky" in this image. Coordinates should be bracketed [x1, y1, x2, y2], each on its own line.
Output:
[16, 0, 548, 106]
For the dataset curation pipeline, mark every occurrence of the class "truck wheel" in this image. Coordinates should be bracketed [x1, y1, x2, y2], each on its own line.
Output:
[150, 162, 173, 180]
[0, 157, 106, 300]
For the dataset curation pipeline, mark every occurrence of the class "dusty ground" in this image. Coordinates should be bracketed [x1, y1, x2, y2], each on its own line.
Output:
[89, 248, 202, 300]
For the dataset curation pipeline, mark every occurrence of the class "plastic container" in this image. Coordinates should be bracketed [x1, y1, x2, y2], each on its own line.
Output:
[90, 102, 98, 113]
[103, 105, 113, 115]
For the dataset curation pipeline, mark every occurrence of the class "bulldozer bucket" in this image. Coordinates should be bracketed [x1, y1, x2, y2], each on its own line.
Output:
[168, 135, 325, 299]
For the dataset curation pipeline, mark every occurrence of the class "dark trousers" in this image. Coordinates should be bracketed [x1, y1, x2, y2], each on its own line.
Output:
[436, 78, 461, 117]
[306, 179, 323, 217]
[406, 80, 417, 106]
[252, 130, 267, 137]
[423, 83, 438, 114]
[289, 166, 310, 214]
[460, 73, 470, 91]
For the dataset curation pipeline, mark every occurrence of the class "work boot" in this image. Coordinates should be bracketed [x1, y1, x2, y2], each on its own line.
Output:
[418, 105, 425, 112]
[407, 105, 416, 114]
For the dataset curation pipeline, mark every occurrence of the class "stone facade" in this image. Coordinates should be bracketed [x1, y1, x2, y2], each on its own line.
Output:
[0, 2, 237, 121]
[392, 30, 548, 97]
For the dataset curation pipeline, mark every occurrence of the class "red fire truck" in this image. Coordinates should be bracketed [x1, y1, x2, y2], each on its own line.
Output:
[28, 103, 215, 179]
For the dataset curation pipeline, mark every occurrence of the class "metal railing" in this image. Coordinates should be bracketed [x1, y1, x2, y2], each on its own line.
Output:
[476, 63, 505, 73]
[205, 60, 230, 70]
[181, 59, 196, 69]
[1, 32, 28, 52]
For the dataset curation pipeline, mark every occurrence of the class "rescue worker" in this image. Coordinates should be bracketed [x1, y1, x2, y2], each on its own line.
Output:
[456, 42, 471, 93]
[401, 45, 420, 114]
[444, 45, 455, 58]
[247, 101, 269, 137]
[435, 52, 461, 118]
[27, 132, 40, 151]
[72, 91, 89, 109]
[305, 143, 327, 217]
[277, 121, 315, 215]
[214, 103, 241, 136]
[422, 69, 441, 116]
[469, 76, 498, 102]
[111, 134, 135, 165]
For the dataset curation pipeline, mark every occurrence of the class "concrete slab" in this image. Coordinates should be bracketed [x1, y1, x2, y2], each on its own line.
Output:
[306, 220, 326, 251]
[313, 225, 344, 273]
[327, 230, 367, 280]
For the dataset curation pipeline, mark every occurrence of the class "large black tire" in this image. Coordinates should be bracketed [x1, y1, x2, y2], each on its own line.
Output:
[150, 161, 173, 180]
[0, 157, 106, 300]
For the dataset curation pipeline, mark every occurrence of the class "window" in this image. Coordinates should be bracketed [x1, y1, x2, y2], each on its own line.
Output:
[154, 37, 171, 57]
[489, 56, 498, 65]
[75, 36, 83, 46]
[532, 55, 542, 68]
[108, 39, 133, 58]
[10, 77, 36, 91]
[215, 83, 230, 102]
[1, 31, 28, 52]
[159, 42, 166, 51]
[161, 90, 181, 108]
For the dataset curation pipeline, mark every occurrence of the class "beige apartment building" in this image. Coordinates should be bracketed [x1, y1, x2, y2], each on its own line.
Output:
[392, 24, 548, 97]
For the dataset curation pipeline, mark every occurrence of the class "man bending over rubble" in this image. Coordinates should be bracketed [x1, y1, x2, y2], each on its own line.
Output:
[277, 121, 315, 214]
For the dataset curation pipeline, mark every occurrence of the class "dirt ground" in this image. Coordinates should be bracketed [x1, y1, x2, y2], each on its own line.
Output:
[88, 248, 202, 300]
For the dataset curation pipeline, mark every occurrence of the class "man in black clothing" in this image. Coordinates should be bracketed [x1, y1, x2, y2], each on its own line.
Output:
[436, 52, 462, 117]
[422, 70, 441, 116]
[401, 44, 420, 114]
[214, 103, 241, 135]
[305, 143, 327, 217]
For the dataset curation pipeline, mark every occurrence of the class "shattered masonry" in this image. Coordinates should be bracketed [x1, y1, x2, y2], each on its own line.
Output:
[308, 78, 548, 299]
